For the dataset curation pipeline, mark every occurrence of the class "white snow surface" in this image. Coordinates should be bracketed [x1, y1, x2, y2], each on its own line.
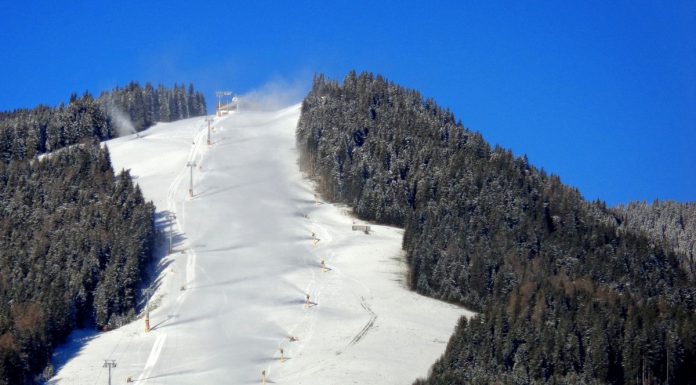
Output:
[49, 105, 473, 385]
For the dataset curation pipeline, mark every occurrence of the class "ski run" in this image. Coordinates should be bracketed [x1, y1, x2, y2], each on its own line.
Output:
[49, 104, 474, 384]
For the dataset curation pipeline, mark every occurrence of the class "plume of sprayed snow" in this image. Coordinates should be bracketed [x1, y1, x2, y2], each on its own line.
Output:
[237, 76, 309, 111]
[106, 103, 137, 137]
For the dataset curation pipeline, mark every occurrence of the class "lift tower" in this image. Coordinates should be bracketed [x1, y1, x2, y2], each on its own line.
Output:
[103, 360, 116, 385]
[187, 161, 197, 197]
[215, 91, 233, 116]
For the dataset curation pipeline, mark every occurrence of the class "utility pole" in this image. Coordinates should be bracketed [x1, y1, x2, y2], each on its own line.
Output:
[168, 212, 176, 253]
[187, 161, 196, 197]
[103, 360, 116, 385]
[205, 116, 214, 146]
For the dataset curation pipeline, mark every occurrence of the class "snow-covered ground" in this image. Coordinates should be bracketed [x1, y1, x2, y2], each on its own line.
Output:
[49, 105, 473, 385]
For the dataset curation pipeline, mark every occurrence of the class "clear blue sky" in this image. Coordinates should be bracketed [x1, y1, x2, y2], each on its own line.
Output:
[1, 1, 694, 206]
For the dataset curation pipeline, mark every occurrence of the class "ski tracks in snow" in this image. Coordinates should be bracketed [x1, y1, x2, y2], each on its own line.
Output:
[135, 333, 167, 385]
[135, 112, 376, 383]
[265, 202, 378, 380]
[136, 119, 210, 383]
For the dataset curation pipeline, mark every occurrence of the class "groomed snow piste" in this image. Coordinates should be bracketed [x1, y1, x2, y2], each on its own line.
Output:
[49, 104, 473, 385]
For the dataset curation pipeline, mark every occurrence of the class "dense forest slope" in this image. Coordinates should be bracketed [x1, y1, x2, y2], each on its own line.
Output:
[0, 82, 206, 162]
[98, 82, 207, 132]
[0, 141, 155, 384]
[0, 82, 200, 384]
[615, 201, 696, 279]
[297, 72, 696, 385]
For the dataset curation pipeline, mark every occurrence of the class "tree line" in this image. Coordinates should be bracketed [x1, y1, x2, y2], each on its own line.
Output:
[0, 140, 155, 384]
[296, 71, 696, 385]
[100, 82, 207, 132]
[0, 82, 206, 162]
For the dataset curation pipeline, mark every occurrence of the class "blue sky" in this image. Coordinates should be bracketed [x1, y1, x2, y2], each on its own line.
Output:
[1, 1, 694, 205]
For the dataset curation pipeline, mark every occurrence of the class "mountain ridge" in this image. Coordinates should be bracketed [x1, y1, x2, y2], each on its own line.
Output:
[297, 71, 696, 385]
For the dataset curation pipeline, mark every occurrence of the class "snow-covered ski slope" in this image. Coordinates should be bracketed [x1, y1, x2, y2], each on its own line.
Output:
[50, 105, 473, 384]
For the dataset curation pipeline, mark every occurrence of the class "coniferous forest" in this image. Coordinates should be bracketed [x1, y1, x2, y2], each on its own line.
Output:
[0, 82, 202, 383]
[0, 141, 155, 384]
[614, 201, 696, 280]
[99, 82, 207, 132]
[0, 82, 206, 162]
[297, 72, 696, 385]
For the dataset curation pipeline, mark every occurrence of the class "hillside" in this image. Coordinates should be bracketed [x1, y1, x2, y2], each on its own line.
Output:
[0, 83, 206, 162]
[0, 142, 154, 384]
[49, 105, 472, 384]
[0, 82, 206, 384]
[615, 201, 696, 278]
[296, 72, 696, 385]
